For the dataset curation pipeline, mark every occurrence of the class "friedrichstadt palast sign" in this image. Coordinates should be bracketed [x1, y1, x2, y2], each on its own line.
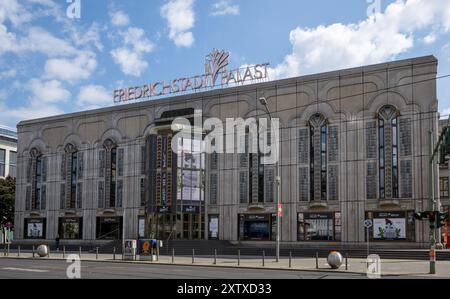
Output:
[113, 49, 270, 103]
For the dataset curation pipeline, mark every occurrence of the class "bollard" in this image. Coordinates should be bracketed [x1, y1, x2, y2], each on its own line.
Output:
[214, 249, 217, 265]
[63, 246, 66, 259]
[32, 245, 35, 258]
[172, 248, 175, 264]
[238, 250, 240, 267]
[18, 245, 21, 257]
[262, 250, 265, 267]
[345, 253, 348, 271]
[113, 247, 116, 260]
[48, 247, 50, 258]
[7, 244, 10, 256]
[316, 252, 319, 269]
[79, 246, 82, 259]
[289, 251, 292, 268]
[96, 247, 99, 260]
[192, 249, 195, 264]
[3, 244, 5, 256]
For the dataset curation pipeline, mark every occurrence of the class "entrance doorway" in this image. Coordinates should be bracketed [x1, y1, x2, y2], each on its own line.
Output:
[147, 213, 204, 240]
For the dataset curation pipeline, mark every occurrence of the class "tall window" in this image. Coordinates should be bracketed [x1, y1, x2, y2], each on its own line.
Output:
[35, 155, 43, 210]
[62, 143, 81, 210]
[9, 151, 17, 178]
[440, 177, 449, 199]
[101, 139, 122, 208]
[70, 152, 78, 209]
[309, 113, 327, 201]
[378, 105, 399, 199]
[110, 147, 117, 207]
[0, 149, 5, 177]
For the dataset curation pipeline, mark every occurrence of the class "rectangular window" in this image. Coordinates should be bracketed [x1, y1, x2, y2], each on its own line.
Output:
[9, 151, 17, 178]
[440, 177, 449, 199]
[209, 173, 218, 204]
[70, 153, 78, 209]
[140, 178, 146, 207]
[0, 149, 5, 177]
[297, 212, 340, 241]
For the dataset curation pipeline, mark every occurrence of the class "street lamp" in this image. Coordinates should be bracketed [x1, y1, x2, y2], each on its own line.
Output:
[259, 97, 281, 263]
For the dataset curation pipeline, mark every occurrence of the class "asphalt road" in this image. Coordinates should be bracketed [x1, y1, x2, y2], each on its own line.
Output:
[0, 258, 372, 279]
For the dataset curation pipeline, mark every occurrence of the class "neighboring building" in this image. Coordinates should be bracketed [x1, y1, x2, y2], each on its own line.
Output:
[14, 55, 439, 247]
[0, 126, 18, 179]
[438, 119, 450, 233]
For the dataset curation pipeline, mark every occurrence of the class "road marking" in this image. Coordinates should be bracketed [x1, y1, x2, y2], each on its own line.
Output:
[2, 267, 49, 273]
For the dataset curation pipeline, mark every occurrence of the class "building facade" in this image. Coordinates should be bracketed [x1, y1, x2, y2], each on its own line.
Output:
[0, 126, 18, 179]
[14, 56, 439, 247]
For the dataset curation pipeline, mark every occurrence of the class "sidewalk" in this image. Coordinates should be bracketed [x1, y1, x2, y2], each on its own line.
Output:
[1, 250, 448, 278]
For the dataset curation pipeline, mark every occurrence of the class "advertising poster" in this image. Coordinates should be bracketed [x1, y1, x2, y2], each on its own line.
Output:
[373, 217, 406, 240]
[27, 221, 43, 238]
[209, 217, 219, 238]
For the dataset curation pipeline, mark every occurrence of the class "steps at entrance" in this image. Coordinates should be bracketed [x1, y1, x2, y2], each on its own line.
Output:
[162, 241, 450, 260]
[165, 240, 232, 256]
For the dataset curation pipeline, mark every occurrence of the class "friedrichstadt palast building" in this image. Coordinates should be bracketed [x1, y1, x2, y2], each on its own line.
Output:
[14, 51, 440, 247]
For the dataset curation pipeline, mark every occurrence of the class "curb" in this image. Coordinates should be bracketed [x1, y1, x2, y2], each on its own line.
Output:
[0, 256, 365, 276]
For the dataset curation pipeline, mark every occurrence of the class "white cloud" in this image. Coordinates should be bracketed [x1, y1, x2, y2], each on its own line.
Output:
[77, 84, 111, 108]
[210, 0, 239, 17]
[21, 26, 77, 57]
[270, 0, 450, 79]
[0, 101, 65, 124]
[110, 27, 154, 77]
[111, 47, 148, 77]
[0, 69, 16, 79]
[0, 0, 32, 27]
[28, 78, 71, 103]
[44, 52, 97, 82]
[110, 10, 130, 27]
[70, 22, 104, 51]
[161, 0, 195, 48]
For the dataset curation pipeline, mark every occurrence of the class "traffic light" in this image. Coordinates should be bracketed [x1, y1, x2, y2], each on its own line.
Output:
[414, 212, 429, 220]
[437, 211, 449, 228]
[429, 211, 436, 230]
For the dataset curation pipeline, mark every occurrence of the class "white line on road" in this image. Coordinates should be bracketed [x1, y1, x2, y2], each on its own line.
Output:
[2, 267, 49, 273]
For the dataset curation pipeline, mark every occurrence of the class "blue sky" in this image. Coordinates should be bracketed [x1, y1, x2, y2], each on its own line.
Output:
[0, 0, 450, 129]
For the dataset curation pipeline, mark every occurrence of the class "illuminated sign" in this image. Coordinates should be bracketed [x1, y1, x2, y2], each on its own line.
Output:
[113, 49, 270, 103]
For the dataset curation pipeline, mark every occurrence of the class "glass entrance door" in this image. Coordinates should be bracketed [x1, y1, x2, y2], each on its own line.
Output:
[181, 213, 201, 240]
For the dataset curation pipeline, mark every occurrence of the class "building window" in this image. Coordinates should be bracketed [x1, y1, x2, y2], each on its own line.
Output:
[378, 105, 399, 199]
[110, 147, 117, 207]
[0, 149, 5, 177]
[70, 152, 78, 209]
[309, 113, 327, 201]
[9, 151, 17, 178]
[102, 139, 122, 209]
[35, 155, 43, 210]
[63, 143, 81, 210]
[440, 177, 449, 199]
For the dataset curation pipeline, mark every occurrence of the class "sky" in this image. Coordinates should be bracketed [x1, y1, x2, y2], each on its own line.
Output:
[0, 0, 450, 129]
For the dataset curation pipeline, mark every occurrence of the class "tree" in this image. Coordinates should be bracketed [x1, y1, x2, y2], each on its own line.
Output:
[0, 176, 15, 226]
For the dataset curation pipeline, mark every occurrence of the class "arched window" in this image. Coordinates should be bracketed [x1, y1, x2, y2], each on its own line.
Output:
[99, 139, 123, 208]
[309, 113, 327, 201]
[378, 105, 399, 199]
[28, 148, 46, 211]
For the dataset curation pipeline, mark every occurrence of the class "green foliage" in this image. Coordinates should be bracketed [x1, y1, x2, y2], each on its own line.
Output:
[0, 176, 15, 225]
